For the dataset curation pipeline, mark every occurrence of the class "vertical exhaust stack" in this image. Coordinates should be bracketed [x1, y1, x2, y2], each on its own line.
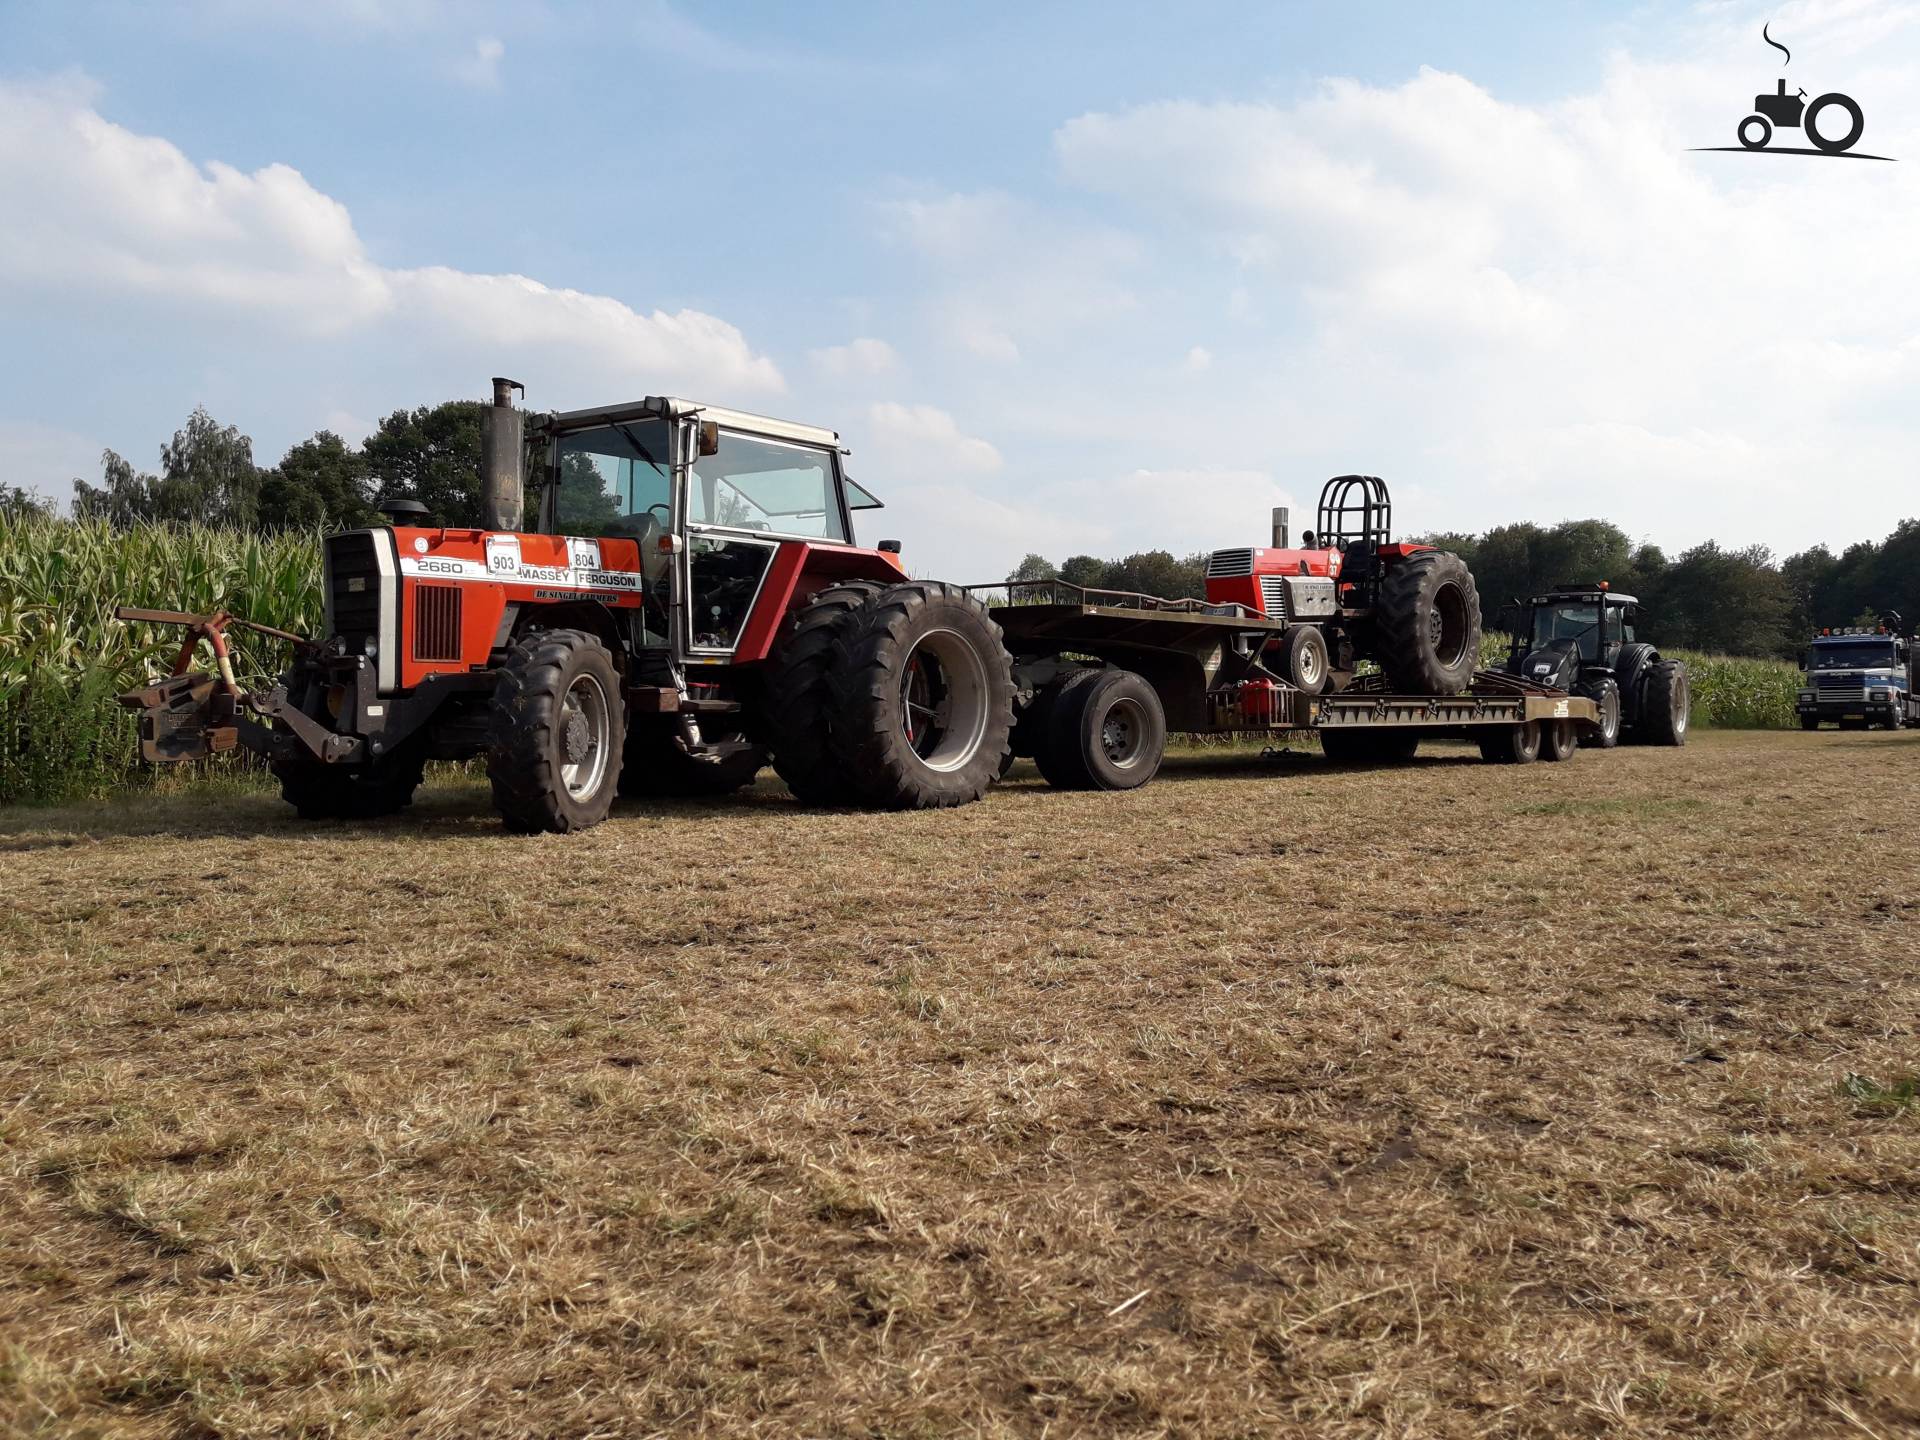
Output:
[480, 377, 525, 533]
[1272, 506, 1289, 549]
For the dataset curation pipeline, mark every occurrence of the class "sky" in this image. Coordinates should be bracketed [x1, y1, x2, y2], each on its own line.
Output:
[2, 0, 1917, 581]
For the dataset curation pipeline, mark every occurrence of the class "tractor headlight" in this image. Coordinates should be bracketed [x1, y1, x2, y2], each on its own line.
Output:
[1798, 690, 1815, 703]
[363, 636, 379, 661]
[1870, 688, 1889, 701]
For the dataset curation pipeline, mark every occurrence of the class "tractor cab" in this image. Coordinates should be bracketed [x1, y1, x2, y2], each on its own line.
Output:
[529, 397, 887, 658]
[1507, 585, 1638, 695]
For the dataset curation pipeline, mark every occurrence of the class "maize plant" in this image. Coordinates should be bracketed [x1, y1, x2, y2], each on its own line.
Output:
[0, 512, 322, 802]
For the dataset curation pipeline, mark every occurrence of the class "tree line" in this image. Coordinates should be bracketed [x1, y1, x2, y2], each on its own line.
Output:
[1005, 513, 1918, 660]
[19, 401, 500, 534]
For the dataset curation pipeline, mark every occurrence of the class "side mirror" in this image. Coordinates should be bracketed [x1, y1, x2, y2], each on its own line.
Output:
[1495, 603, 1520, 633]
[1795, 651, 1806, 669]
[697, 421, 721, 457]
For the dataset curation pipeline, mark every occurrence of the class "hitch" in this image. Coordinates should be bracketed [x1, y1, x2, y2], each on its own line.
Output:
[113, 606, 314, 764]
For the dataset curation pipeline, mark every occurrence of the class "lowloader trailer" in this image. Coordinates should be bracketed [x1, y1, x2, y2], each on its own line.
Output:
[979, 580, 1599, 790]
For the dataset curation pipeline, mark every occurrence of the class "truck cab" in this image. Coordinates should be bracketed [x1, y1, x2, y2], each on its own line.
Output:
[1797, 625, 1914, 730]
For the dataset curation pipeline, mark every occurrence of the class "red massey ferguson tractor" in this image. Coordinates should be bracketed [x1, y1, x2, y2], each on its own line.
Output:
[1202, 475, 1482, 695]
[121, 380, 1016, 832]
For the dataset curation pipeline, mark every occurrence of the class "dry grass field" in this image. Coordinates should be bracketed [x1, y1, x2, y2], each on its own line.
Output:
[1, 729, 1916, 1439]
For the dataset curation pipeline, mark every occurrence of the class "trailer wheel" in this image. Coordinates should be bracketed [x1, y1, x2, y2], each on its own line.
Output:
[1273, 626, 1331, 695]
[1576, 677, 1621, 748]
[760, 581, 886, 804]
[274, 743, 425, 821]
[1541, 719, 1579, 762]
[1374, 550, 1481, 695]
[826, 582, 1014, 808]
[620, 722, 764, 797]
[1011, 667, 1095, 759]
[486, 628, 626, 833]
[1637, 660, 1689, 747]
[1479, 720, 1542, 764]
[1035, 668, 1166, 790]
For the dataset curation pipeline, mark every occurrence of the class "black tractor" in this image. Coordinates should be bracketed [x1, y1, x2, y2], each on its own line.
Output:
[1501, 585, 1689, 748]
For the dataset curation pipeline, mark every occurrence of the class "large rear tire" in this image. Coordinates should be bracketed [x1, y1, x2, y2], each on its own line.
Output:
[825, 582, 1014, 809]
[1638, 660, 1690, 747]
[1034, 668, 1166, 790]
[1373, 550, 1481, 695]
[760, 581, 886, 804]
[486, 629, 626, 833]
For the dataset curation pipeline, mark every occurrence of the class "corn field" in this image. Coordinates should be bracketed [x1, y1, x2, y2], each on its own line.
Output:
[2, 518, 1812, 806]
[0, 512, 322, 803]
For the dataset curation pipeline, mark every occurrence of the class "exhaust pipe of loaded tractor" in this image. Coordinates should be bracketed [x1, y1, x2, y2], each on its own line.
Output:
[480, 376, 525, 532]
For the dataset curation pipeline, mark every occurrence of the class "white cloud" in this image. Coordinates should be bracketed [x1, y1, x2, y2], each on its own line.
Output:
[863, 403, 1003, 473]
[454, 36, 504, 89]
[880, 191, 1141, 365]
[1183, 346, 1213, 372]
[809, 337, 899, 379]
[0, 74, 782, 404]
[1049, 30, 1920, 555]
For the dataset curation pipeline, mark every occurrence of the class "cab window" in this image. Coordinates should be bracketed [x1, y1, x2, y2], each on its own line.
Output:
[551, 420, 674, 538]
[690, 432, 846, 541]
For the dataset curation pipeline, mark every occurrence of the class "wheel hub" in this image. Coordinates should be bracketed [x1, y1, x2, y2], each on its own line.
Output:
[563, 711, 592, 764]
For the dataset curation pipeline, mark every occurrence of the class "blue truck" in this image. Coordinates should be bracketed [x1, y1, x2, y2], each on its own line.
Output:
[1797, 619, 1917, 730]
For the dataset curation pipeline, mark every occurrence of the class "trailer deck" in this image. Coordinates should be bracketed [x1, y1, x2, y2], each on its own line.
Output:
[969, 580, 1596, 742]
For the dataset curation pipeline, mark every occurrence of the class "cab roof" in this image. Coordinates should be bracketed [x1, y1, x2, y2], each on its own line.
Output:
[1530, 588, 1638, 607]
[541, 396, 840, 450]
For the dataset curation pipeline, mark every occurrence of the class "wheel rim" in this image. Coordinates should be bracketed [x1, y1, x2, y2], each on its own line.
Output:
[1673, 677, 1690, 736]
[1296, 635, 1325, 688]
[1099, 696, 1150, 770]
[1603, 690, 1620, 741]
[1428, 582, 1469, 668]
[559, 672, 612, 800]
[899, 628, 990, 773]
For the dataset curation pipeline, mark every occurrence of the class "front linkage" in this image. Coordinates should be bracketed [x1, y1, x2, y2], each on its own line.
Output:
[114, 605, 446, 772]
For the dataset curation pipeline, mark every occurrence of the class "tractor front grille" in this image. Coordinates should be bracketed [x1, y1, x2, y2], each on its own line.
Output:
[324, 531, 384, 656]
[1258, 574, 1290, 619]
[412, 583, 463, 661]
[1207, 548, 1255, 578]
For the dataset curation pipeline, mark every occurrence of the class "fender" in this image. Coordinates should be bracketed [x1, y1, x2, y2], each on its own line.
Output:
[731, 540, 907, 663]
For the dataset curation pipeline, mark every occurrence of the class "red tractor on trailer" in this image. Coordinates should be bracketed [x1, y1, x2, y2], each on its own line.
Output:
[121, 381, 1593, 827]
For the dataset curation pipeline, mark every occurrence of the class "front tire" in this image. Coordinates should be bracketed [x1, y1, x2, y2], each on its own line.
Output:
[1374, 550, 1481, 695]
[826, 582, 1014, 809]
[1577, 676, 1621, 748]
[1273, 626, 1331, 695]
[1800, 715, 1822, 731]
[486, 629, 626, 833]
